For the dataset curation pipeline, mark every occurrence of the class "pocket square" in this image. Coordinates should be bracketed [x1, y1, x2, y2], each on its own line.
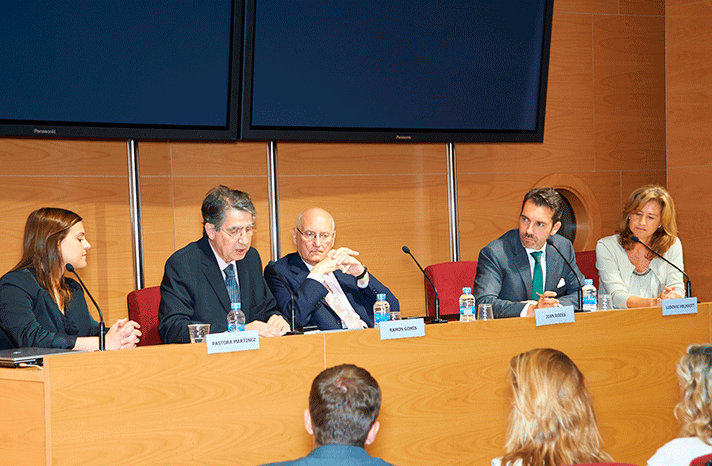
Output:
[557, 278, 566, 288]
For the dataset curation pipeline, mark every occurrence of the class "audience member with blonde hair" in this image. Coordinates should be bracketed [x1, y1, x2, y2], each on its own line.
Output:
[648, 344, 712, 466]
[493, 348, 613, 466]
[596, 185, 685, 309]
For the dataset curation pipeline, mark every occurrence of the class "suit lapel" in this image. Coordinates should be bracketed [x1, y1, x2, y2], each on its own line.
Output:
[509, 232, 534, 300]
[544, 241, 561, 290]
[198, 237, 231, 313]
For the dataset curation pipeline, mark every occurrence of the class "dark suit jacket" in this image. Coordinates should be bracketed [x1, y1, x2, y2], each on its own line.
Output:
[261, 444, 394, 466]
[473, 229, 584, 318]
[0, 268, 100, 349]
[158, 236, 280, 343]
[264, 252, 399, 330]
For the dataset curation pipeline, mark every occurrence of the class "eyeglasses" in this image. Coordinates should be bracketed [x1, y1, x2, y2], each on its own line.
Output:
[296, 227, 334, 242]
[219, 225, 255, 238]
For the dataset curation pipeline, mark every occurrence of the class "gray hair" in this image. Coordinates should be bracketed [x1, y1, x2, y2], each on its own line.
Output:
[201, 185, 256, 232]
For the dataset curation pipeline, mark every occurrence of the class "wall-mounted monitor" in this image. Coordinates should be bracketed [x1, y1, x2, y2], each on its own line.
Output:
[0, 1, 242, 141]
[241, 0, 554, 143]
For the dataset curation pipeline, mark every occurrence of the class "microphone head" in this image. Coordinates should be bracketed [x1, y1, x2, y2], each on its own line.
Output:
[402, 246, 410, 254]
[546, 238, 554, 245]
[65, 263, 75, 272]
[630, 235, 640, 243]
[268, 260, 276, 267]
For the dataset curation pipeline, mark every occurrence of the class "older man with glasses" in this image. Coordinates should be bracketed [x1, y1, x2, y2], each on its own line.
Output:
[158, 186, 289, 343]
[265, 207, 399, 331]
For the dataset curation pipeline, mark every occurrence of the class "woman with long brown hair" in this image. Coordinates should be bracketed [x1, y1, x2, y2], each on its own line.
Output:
[0, 208, 140, 350]
[596, 185, 684, 309]
[493, 348, 613, 466]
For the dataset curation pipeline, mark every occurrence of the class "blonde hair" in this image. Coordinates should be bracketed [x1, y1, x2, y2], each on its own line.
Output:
[675, 344, 712, 444]
[618, 185, 678, 255]
[501, 348, 613, 466]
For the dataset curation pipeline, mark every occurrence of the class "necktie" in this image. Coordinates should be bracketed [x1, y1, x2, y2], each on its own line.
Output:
[531, 251, 543, 301]
[323, 281, 366, 330]
[224, 264, 241, 307]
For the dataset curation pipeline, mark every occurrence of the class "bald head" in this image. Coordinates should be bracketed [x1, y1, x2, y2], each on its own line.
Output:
[293, 208, 336, 266]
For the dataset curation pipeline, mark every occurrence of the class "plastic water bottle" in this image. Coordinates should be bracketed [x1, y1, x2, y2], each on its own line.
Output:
[373, 293, 391, 328]
[227, 302, 245, 332]
[459, 287, 476, 322]
[582, 279, 597, 312]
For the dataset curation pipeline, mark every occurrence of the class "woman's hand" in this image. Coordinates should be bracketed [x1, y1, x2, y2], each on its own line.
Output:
[659, 286, 683, 301]
[105, 318, 142, 350]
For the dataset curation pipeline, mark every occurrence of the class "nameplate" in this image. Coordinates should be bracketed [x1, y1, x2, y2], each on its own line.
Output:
[206, 330, 260, 354]
[662, 297, 698, 316]
[535, 306, 575, 326]
[379, 318, 425, 340]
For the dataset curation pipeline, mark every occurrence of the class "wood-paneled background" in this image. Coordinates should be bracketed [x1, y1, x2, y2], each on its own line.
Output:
[0, 0, 679, 329]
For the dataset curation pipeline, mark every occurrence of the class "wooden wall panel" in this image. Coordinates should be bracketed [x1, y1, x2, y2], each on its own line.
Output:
[0, 139, 133, 327]
[667, 0, 712, 303]
[594, 15, 666, 171]
[276, 143, 449, 317]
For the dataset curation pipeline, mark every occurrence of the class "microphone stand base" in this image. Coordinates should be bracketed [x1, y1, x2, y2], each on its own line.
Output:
[426, 318, 448, 324]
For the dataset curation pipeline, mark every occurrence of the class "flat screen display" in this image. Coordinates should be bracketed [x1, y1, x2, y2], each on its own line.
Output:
[0, 1, 241, 141]
[241, 0, 554, 142]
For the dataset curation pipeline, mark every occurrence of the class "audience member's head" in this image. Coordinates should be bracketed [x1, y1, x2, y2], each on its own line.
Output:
[306, 364, 381, 448]
[675, 344, 712, 442]
[501, 348, 613, 466]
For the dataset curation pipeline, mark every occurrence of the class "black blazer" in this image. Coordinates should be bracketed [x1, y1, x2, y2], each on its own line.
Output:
[264, 252, 399, 330]
[158, 236, 280, 343]
[0, 267, 100, 349]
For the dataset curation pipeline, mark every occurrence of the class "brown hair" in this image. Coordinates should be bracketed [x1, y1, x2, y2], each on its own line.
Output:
[521, 187, 564, 225]
[10, 208, 82, 308]
[309, 364, 381, 447]
[501, 348, 613, 466]
[618, 185, 678, 255]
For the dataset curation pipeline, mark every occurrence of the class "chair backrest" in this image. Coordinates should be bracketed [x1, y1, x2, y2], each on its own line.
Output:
[575, 250, 599, 290]
[423, 261, 478, 317]
[690, 453, 712, 466]
[127, 286, 163, 346]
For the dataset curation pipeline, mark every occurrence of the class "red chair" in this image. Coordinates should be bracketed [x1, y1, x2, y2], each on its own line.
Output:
[423, 261, 478, 317]
[127, 286, 163, 346]
[690, 453, 712, 466]
[575, 250, 599, 289]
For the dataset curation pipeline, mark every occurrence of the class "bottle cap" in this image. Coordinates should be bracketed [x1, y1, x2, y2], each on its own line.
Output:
[584, 279, 593, 286]
[462, 287, 471, 294]
[377, 293, 386, 301]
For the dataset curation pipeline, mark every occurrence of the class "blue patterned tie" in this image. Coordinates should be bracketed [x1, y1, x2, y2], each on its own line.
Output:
[531, 251, 543, 301]
[223, 264, 240, 307]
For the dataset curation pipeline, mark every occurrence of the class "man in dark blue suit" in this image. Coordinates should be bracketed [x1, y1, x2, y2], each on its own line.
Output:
[474, 187, 584, 318]
[261, 364, 393, 466]
[159, 186, 290, 343]
[265, 208, 398, 331]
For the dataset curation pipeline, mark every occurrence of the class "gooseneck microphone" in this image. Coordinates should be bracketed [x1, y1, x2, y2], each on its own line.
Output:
[267, 261, 301, 335]
[402, 246, 446, 324]
[546, 238, 583, 311]
[65, 263, 105, 350]
[631, 235, 692, 298]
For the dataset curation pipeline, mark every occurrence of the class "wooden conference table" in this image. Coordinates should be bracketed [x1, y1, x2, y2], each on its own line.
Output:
[0, 304, 708, 466]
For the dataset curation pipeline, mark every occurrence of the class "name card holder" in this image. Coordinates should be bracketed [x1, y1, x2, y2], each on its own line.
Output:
[535, 305, 575, 326]
[206, 330, 260, 354]
[662, 297, 698, 316]
[379, 318, 425, 340]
